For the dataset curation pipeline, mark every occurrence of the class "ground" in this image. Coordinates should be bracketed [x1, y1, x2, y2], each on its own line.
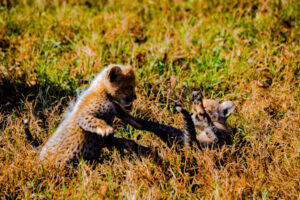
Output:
[0, 0, 299, 199]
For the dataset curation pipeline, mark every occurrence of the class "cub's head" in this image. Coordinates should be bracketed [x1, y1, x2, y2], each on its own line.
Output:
[105, 64, 137, 108]
[192, 98, 235, 146]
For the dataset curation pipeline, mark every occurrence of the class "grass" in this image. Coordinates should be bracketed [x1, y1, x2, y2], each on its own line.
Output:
[0, 0, 299, 199]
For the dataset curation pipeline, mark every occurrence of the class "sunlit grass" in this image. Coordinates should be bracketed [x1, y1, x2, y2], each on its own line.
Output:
[0, 0, 299, 199]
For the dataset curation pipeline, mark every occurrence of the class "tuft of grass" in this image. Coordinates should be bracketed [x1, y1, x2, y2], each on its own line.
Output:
[0, 0, 299, 199]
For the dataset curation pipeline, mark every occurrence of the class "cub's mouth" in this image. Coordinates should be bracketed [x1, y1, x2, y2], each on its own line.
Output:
[120, 100, 133, 110]
[124, 104, 133, 110]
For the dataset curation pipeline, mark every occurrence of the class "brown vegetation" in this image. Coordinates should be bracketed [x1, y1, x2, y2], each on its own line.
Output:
[0, 0, 299, 199]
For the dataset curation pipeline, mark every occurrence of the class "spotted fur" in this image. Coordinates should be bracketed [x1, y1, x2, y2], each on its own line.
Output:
[191, 98, 235, 148]
[28, 64, 144, 166]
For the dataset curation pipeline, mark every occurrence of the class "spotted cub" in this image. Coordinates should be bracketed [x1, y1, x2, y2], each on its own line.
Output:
[31, 64, 142, 165]
[191, 95, 235, 148]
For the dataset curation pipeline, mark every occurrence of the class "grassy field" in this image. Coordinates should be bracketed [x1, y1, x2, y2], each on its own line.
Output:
[0, 0, 299, 199]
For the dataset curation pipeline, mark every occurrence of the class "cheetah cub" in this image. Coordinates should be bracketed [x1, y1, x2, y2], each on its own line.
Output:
[190, 93, 235, 148]
[115, 93, 235, 149]
[36, 64, 139, 165]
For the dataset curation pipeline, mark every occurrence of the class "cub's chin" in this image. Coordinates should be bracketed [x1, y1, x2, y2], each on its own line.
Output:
[124, 104, 133, 110]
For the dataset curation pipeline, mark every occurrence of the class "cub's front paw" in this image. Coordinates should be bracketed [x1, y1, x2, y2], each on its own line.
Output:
[96, 126, 114, 137]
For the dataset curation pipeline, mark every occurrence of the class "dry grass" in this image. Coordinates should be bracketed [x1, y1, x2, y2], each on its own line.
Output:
[0, 0, 299, 199]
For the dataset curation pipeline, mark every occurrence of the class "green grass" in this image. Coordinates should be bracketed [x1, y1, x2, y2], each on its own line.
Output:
[0, 0, 299, 199]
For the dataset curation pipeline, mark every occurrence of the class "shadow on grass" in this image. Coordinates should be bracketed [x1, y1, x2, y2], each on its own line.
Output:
[0, 75, 75, 130]
[0, 77, 74, 111]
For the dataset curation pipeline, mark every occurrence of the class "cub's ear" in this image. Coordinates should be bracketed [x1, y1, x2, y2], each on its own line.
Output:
[219, 101, 235, 118]
[108, 65, 122, 84]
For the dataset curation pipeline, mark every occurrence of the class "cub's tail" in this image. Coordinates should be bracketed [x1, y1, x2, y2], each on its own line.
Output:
[23, 119, 39, 148]
[175, 105, 201, 149]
